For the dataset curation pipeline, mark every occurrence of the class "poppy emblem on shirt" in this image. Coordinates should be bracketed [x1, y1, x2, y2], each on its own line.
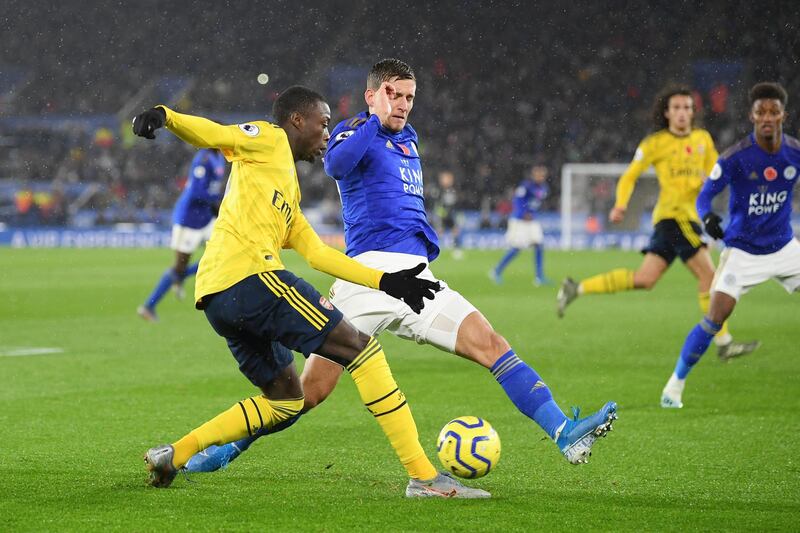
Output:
[685, 145, 692, 154]
[397, 143, 411, 156]
[764, 166, 778, 181]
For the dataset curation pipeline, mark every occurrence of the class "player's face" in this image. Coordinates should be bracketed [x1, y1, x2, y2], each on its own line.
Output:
[664, 95, 694, 133]
[750, 99, 785, 142]
[385, 78, 416, 132]
[531, 166, 548, 183]
[298, 101, 331, 163]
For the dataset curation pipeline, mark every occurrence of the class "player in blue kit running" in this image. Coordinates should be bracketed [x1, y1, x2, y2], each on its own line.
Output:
[187, 59, 617, 473]
[138, 148, 226, 321]
[661, 82, 800, 408]
[491, 164, 551, 285]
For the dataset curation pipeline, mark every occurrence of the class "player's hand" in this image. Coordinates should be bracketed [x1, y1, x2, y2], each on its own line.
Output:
[702, 212, 724, 240]
[379, 263, 442, 314]
[609, 207, 626, 223]
[132, 107, 167, 139]
[372, 82, 394, 126]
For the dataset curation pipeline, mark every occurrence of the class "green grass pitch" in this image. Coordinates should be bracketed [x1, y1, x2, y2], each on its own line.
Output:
[1, 247, 798, 531]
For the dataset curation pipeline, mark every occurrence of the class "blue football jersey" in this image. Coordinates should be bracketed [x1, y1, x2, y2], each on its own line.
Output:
[324, 112, 439, 261]
[172, 149, 226, 229]
[511, 179, 549, 220]
[697, 133, 800, 255]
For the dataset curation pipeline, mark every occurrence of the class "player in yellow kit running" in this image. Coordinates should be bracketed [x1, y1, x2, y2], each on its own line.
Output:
[557, 86, 759, 360]
[132, 86, 488, 498]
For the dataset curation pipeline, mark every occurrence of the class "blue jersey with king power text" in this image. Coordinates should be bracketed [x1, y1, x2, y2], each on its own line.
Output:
[324, 112, 440, 261]
[697, 133, 800, 255]
[172, 149, 226, 229]
[511, 179, 549, 220]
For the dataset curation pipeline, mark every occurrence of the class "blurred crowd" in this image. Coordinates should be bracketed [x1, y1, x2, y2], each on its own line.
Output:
[0, 1, 796, 227]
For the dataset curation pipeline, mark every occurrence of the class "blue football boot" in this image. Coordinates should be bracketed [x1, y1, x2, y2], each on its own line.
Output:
[184, 437, 256, 473]
[555, 401, 617, 464]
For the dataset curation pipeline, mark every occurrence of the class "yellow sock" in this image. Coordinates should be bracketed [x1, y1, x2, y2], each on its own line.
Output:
[698, 291, 732, 344]
[172, 395, 304, 468]
[347, 338, 437, 481]
[579, 268, 634, 294]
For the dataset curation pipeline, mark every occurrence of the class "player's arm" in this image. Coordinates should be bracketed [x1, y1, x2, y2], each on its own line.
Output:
[697, 159, 731, 239]
[132, 106, 236, 150]
[702, 131, 720, 177]
[611, 138, 653, 222]
[323, 115, 381, 178]
[287, 210, 440, 313]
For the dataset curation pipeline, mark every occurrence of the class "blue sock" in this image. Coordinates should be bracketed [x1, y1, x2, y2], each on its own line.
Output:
[233, 413, 302, 451]
[491, 350, 567, 439]
[495, 248, 520, 275]
[181, 262, 199, 280]
[145, 268, 177, 309]
[674, 318, 721, 379]
[534, 244, 545, 280]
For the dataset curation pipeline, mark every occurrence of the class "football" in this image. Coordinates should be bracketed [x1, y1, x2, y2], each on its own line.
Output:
[436, 416, 501, 479]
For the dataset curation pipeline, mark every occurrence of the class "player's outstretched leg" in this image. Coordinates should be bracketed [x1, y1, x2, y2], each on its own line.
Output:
[184, 415, 300, 473]
[490, 349, 617, 464]
[558, 268, 634, 318]
[661, 317, 720, 408]
[145, 392, 304, 487]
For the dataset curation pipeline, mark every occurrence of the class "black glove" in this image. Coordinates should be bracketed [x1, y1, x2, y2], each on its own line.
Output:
[379, 263, 442, 314]
[132, 107, 167, 139]
[702, 212, 724, 240]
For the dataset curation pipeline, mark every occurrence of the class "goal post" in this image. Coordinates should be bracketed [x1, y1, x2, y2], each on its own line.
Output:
[560, 163, 656, 250]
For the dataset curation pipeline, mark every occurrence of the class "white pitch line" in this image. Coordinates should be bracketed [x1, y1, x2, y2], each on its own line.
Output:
[0, 347, 65, 357]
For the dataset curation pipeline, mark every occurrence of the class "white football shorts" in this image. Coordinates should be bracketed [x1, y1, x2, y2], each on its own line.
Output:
[170, 219, 215, 254]
[505, 218, 543, 248]
[328, 251, 477, 352]
[712, 238, 800, 300]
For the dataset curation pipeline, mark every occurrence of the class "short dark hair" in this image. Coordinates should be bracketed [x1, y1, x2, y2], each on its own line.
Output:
[367, 59, 415, 90]
[652, 85, 694, 130]
[272, 86, 326, 125]
[749, 82, 788, 107]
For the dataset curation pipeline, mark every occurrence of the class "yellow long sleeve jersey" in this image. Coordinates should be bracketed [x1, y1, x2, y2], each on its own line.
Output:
[156, 107, 383, 306]
[614, 128, 718, 224]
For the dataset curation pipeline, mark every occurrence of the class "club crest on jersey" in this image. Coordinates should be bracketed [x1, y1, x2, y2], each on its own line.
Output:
[319, 296, 334, 310]
[238, 123, 260, 137]
[784, 166, 797, 180]
[763, 166, 778, 181]
[335, 130, 355, 142]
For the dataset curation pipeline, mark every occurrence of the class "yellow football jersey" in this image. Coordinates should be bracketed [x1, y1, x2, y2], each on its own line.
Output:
[615, 128, 718, 223]
[157, 107, 383, 306]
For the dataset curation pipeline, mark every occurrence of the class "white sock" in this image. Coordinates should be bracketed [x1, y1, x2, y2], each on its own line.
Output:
[713, 332, 733, 347]
[664, 373, 685, 396]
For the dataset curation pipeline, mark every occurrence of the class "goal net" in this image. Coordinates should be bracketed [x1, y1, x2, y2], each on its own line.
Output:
[559, 163, 656, 250]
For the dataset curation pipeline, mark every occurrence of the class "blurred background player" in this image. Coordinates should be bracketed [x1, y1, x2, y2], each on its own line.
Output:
[430, 170, 464, 259]
[137, 148, 226, 321]
[662, 82, 800, 408]
[186, 59, 617, 475]
[490, 164, 551, 285]
[557, 86, 759, 359]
